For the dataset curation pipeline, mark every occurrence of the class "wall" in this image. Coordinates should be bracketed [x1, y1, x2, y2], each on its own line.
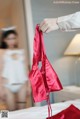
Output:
[9, 0, 29, 62]
[31, 0, 80, 86]
[0, 0, 12, 28]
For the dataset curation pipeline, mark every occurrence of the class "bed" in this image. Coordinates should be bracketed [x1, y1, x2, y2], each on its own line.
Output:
[7, 99, 80, 119]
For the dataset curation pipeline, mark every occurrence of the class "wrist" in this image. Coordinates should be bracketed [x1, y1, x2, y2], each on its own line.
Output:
[55, 18, 59, 30]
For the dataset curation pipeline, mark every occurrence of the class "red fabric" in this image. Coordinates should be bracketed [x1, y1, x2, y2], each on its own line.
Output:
[29, 25, 63, 102]
[47, 105, 80, 119]
[29, 25, 80, 119]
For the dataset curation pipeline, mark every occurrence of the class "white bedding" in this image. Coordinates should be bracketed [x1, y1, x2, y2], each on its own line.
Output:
[2, 99, 80, 119]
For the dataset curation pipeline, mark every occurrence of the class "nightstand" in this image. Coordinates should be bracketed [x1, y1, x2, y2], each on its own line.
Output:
[54, 85, 80, 103]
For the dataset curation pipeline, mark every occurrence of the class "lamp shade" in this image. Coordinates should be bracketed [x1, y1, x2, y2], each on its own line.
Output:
[64, 34, 80, 56]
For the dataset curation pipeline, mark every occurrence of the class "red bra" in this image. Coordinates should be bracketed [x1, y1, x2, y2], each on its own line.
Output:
[29, 24, 63, 103]
[47, 105, 80, 119]
[29, 25, 80, 119]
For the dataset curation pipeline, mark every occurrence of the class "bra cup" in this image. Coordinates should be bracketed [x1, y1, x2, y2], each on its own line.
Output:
[29, 25, 63, 103]
[29, 67, 47, 102]
[44, 55, 62, 92]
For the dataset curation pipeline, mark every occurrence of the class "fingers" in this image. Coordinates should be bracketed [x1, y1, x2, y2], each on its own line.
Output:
[39, 20, 45, 29]
[46, 28, 52, 33]
[26, 89, 31, 96]
[40, 19, 50, 33]
[39, 18, 59, 33]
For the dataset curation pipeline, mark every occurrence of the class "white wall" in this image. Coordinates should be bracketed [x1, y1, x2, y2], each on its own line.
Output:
[24, 0, 34, 66]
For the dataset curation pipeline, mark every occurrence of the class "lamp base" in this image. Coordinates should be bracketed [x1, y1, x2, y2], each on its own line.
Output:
[75, 57, 80, 86]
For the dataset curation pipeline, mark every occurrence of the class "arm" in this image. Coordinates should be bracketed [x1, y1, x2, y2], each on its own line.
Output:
[23, 49, 31, 95]
[23, 49, 30, 74]
[0, 50, 6, 98]
[40, 11, 80, 33]
[0, 50, 4, 85]
[57, 11, 80, 32]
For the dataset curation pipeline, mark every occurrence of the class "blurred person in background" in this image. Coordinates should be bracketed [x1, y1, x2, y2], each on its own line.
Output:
[0, 28, 31, 111]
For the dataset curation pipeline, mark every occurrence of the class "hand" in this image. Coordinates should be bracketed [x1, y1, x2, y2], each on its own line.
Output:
[26, 87, 31, 96]
[0, 77, 8, 85]
[0, 86, 6, 99]
[39, 18, 59, 33]
[26, 80, 31, 96]
[0, 77, 7, 99]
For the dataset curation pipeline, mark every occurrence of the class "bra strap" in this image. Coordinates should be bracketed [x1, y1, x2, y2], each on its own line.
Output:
[46, 92, 52, 118]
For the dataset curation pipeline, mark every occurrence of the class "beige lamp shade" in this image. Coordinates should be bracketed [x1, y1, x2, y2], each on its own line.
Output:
[64, 34, 80, 56]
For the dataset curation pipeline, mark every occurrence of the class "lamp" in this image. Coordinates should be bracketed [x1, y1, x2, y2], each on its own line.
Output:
[64, 34, 80, 56]
[64, 34, 80, 86]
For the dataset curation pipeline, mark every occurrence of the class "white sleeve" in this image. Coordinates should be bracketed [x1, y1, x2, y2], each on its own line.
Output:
[57, 11, 80, 32]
